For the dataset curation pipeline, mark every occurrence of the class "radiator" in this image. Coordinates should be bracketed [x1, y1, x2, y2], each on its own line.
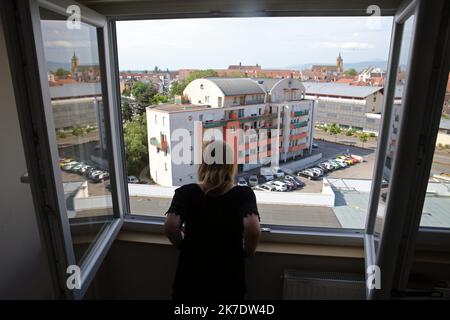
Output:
[282, 270, 366, 300]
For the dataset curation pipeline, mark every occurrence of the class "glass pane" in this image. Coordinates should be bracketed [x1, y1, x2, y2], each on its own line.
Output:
[374, 15, 416, 235]
[39, 8, 113, 264]
[421, 75, 450, 228]
[116, 17, 393, 230]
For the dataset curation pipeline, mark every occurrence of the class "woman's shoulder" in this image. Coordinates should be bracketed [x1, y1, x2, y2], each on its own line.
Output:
[234, 185, 256, 198]
[175, 183, 201, 194]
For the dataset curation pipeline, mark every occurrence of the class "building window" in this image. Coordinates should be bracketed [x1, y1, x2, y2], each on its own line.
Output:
[154, 115, 157, 124]
[188, 115, 192, 121]
[199, 114, 203, 121]
[164, 163, 167, 171]
[162, 116, 165, 126]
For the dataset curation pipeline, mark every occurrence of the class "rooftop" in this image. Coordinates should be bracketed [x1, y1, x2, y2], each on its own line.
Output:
[149, 103, 211, 113]
[49, 82, 102, 100]
[206, 77, 266, 96]
[303, 81, 383, 98]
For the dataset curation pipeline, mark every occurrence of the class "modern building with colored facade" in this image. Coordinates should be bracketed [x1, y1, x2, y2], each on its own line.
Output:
[146, 77, 315, 186]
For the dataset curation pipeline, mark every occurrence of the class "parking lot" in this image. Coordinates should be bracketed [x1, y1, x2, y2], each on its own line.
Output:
[236, 139, 376, 194]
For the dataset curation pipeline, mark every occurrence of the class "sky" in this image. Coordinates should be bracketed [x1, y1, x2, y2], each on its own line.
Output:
[116, 17, 394, 71]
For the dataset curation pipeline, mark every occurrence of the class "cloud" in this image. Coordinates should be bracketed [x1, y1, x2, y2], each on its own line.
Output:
[313, 41, 375, 49]
[44, 40, 92, 48]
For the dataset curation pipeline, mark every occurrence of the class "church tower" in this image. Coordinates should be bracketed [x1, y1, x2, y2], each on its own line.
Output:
[336, 52, 343, 73]
[71, 51, 79, 73]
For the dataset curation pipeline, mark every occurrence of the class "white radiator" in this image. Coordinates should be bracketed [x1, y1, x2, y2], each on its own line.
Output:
[283, 270, 366, 300]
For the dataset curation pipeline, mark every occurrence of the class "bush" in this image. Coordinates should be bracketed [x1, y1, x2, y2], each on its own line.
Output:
[71, 125, 84, 136]
[369, 132, 376, 138]
[345, 129, 355, 136]
[438, 143, 444, 149]
[56, 130, 67, 139]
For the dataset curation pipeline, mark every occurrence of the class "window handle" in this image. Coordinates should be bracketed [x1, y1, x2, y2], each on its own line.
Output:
[20, 172, 30, 184]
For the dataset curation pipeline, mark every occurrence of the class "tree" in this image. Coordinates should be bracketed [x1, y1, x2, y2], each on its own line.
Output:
[344, 68, 357, 77]
[130, 81, 157, 115]
[123, 115, 148, 176]
[170, 69, 218, 97]
[329, 123, 341, 142]
[55, 68, 71, 78]
[151, 93, 169, 105]
[121, 101, 133, 122]
[359, 132, 369, 148]
[71, 125, 84, 136]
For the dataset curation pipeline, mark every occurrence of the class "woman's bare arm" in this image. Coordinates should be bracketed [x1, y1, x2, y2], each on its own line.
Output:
[164, 213, 184, 249]
[243, 214, 261, 256]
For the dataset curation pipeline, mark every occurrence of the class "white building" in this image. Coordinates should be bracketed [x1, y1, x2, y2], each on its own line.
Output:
[147, 77, 315, 186]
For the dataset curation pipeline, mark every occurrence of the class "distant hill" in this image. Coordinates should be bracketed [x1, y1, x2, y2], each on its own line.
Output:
[287, 60, 389, 72]
[46, 61, 72, 72]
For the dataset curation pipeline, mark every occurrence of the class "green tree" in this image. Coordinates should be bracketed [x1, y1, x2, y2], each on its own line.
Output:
[344, 68, 357, 77]
[170, 69, 218, 97]
[151, 93, 169, 105]
[329, 123, 341, 142]
[123, 115, 148, 176]
[121, 101, 133, 122]
[131, 81, 157, 115]
[359, 132, 369, 148]
[55, 68, 71, 77]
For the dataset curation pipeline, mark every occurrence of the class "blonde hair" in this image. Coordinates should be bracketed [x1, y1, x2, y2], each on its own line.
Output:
[198, 140, 237, 196]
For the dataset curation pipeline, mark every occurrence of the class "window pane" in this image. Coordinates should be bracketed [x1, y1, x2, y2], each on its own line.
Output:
[40, 8, 113, 264]
[421, 76, 450, 228]
[117, 17, 394, 230]
[374, 15, 415, 235]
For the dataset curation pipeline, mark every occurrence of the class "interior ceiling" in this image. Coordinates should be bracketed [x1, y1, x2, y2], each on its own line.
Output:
[77, 0, 405, 18]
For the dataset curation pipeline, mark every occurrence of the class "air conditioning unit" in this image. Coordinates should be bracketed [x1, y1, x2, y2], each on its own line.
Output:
[282, 270, 366, 300]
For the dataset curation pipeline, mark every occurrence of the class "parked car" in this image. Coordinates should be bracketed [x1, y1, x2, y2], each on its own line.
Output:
[334, 158, 348, 168]
[254, 184, 275, 192]
[260, 167, 275, 181]
[327, 160, 341, 170]
[70, 163, 84, 173]
[128, 176, 139, 184]
[281, 178, 297, 190]
[248, 175, 259, 187]
[273, 168, 285, 178]
[320, 162, 335, 171]
[312, 143, 319, 149]
[297, 169, 320, 180]
[309, 167, 324, 177]
[336, 155, 354, 165]
[62, 161, 78, 171]
[92, 172, 109, 183]
[80, 164, 93, 174]
[285, 175, 305, 188]
[270, 180, 288, 192]
[317, 163, 331, 173]
[237, 177, 248, 186]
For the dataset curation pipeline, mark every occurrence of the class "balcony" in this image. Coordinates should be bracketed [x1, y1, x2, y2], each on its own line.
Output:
[289, 132, 308, 140]
[290, 121, 308, 129]
[150, 137, 169, 151]
[288, 143, 307, 152]
[203, 119, 227, 128]
[291, 110, 309, 117]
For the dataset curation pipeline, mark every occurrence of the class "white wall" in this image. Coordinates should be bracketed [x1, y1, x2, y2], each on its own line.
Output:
[183, 78, 224, 107]
[0, 17, 54, 299]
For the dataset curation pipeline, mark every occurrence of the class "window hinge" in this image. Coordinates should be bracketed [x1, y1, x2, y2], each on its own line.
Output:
[261, 227, 271, 232]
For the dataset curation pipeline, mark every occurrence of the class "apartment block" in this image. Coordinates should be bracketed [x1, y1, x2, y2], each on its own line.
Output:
[147, 77, 315, 186]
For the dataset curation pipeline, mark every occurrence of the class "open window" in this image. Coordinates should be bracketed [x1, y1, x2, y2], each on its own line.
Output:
[2, 0, 449, 300]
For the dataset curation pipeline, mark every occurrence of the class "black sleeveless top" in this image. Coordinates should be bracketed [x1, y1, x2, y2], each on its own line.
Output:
[165, 183, 259, 300]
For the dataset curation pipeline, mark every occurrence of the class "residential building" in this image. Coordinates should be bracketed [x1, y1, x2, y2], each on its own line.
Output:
[147, 77, 314, 186]
[303, 82, 385, 133]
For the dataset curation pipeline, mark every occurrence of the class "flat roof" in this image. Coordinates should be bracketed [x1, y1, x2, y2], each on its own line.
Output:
[148, 103, 211, 113]
[50, 82, 102, 100]
[303, 82, 383, 98]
